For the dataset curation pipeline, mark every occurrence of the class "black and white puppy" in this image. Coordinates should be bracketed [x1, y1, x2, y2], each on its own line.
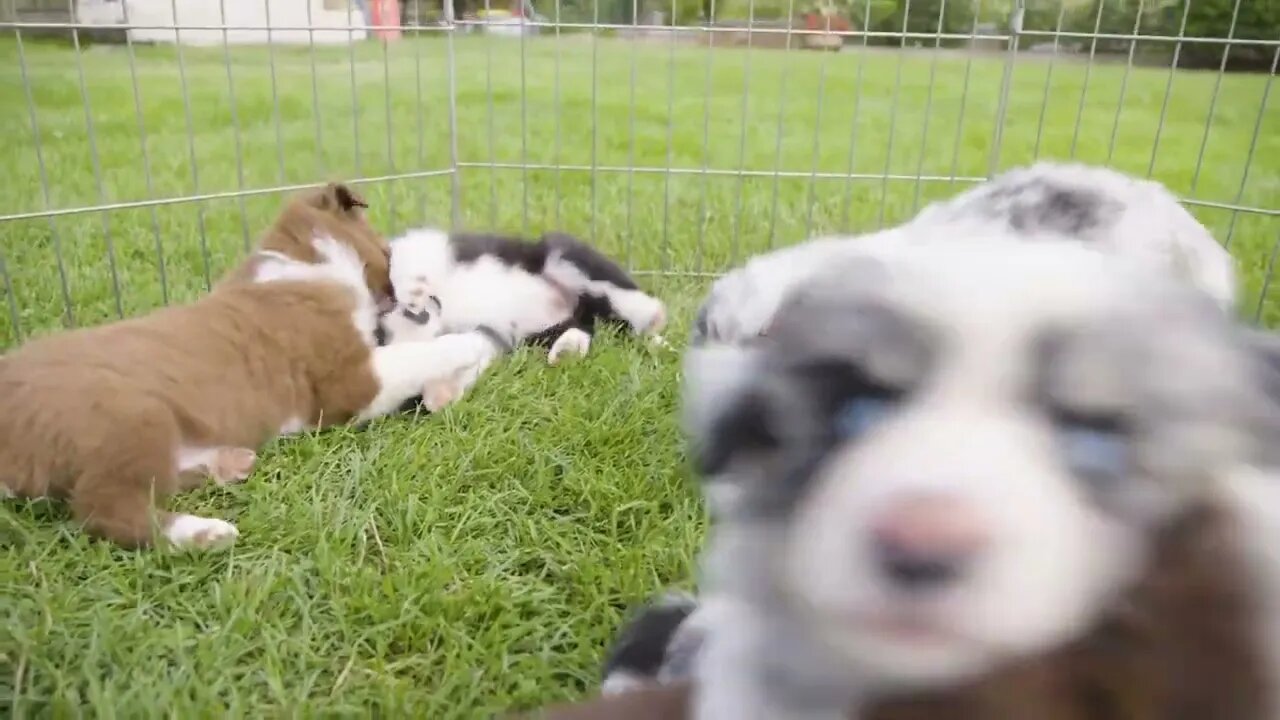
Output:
[376, 229, 668, 365]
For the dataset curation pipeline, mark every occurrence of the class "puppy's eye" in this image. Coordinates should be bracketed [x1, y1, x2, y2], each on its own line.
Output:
[834, 394, 898, 439]
[1054, 412, 1130, 488]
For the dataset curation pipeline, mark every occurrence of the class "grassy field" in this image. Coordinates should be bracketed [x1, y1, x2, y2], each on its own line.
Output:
[1, 29, 1278, 717]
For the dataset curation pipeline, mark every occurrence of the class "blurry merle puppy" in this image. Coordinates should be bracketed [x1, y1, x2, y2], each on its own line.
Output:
[606, 239, 1280, 720]
[376, 228, 668, 369]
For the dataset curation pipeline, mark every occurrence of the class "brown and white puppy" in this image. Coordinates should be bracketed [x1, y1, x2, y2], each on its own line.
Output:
[0, 183, 498, 550]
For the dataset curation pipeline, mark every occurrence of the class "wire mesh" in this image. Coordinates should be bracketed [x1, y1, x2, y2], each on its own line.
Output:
[2, 0, 1278, 349]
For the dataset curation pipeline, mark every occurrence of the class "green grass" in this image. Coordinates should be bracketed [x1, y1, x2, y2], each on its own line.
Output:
[1, 31, 1278, 717]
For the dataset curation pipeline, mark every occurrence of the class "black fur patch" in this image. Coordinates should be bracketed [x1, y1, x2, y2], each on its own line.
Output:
[697, 388, 781, 477]
[543, 232, 639, 290]
[450, 232, 551, 274]
[397, 394, 428, 415]
[602, 595, 699, 682]
[692, 303, 711, 344]
[474, 324, 516, 354]
[982, 177, 1123, 237]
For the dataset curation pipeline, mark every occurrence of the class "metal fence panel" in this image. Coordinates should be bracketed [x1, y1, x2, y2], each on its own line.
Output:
[1, 0, 1277, 346]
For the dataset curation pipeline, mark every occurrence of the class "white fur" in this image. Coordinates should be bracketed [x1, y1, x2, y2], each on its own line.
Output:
[601, 671, 652, 697]
[163, 514, 239, 550]
[356, 332, 500, 421]
[278, 417, 307, 436]
[548, 327, 592, 364]
[0, 483, 12, 499]
[695, 162, 1236, 347]
[175, 446, 255, 485]
[253, 234, 381, 347]
[910, 162, 1237, 313]
[176, 447, 222, 474]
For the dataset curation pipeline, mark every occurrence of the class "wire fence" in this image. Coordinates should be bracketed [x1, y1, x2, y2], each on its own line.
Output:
[1, 0, 1277, 347]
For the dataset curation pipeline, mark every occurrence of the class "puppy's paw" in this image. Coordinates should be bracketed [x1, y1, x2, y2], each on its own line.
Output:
[647, 333, 673, 351]
[644, 302, 669, 335]
[420, 378, 462, 412]
[548, 328, 592, 365]
[613, 290, 668, 336]
[398, 275, 439, 318]
[164, 514, 239, 551]
[209, 448, 256, 486]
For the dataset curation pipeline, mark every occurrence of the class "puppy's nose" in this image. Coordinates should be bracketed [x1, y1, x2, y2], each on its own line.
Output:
[869, 494, 989, 593]
[401, 307, 432, 325]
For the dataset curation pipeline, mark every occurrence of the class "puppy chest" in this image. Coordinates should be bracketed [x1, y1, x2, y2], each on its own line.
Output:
[441, 264, 573, 331]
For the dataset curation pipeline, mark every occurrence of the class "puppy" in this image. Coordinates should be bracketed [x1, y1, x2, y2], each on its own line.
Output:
[376, 229, 668, 366]
[672, 238, 1280, 719]
[693, 162, 1238, 347]
[0, 183, 498, 550]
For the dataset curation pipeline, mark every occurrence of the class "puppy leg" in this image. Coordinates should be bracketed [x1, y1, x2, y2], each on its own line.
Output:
[693, 603, 858, 720]
[607, 287, 668, 337]
[548, 327, 592, 365]
[70, 420, 237, 550]
[541, 243, 668, 340]
[357, 331, 500, 421]
[206, 447, 257, 485]
[176, 446, 258, 489]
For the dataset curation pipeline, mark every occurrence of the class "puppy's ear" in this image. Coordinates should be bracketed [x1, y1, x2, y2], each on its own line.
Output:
[695, 388, 782, 477]
[1241, 327, 1280, 402]
[1237, 327, 1280, 467]
[328, 182, 369, 211]
[683, 346, 779, 476]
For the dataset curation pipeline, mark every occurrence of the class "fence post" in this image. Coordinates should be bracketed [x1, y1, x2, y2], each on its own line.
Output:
[987, 0, 1023, 178]
[444, 0, 462, 229]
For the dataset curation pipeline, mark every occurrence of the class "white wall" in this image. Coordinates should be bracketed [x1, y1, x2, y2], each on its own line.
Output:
[77, 0, 369, 46]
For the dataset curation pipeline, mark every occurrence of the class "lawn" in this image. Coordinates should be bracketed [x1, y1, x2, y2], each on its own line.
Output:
[1, 28, 1278, 717]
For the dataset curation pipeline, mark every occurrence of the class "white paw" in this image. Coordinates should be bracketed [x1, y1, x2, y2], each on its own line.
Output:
[647, 333, 673, 351]
[548, 328, 592, 365]
[601, 670, 651, 697]
[420, 378, 463, 412]
[396, 274, 439, 317]
[164, 514, 239, 550]
[418, 331, 497, 411]
[612, 290, 668, 335]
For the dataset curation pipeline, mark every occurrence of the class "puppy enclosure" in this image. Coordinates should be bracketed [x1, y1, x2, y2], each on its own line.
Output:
[1, 0, 1277, 348]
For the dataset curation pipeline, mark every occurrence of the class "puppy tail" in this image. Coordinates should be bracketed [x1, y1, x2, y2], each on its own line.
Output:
[601, 590, 701, 697]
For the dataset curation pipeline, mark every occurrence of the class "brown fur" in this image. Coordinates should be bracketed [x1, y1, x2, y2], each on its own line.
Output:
[218, 182, 389, 298]
[528, 503, 1273, 719]
[0, 183, 395, 548]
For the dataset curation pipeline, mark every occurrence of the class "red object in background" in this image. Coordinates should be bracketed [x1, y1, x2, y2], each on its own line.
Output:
[803, 11, 851, 32]
[369, 0, 402, 40]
